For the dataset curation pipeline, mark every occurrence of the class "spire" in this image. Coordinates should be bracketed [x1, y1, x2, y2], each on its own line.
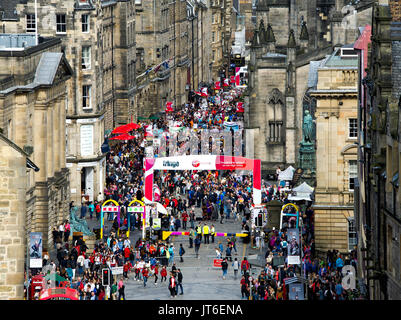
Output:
[287, 29, 296, 48]
[256, 0, 268, 11]
[300, 22, 309, 41]
[266, 24, 276, 43]
[251, 29, 260, 47]
[259, 19, 267, 44]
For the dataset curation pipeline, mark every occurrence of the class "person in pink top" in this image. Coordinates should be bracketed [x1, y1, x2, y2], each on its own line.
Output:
[118, 278, 125, 300]
[64, 220, 71, 243]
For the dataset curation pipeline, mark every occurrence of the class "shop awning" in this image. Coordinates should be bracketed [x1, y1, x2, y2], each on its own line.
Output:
[109, 133, 136, 141]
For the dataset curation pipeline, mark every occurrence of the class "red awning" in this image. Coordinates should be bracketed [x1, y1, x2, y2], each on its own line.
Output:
[109, 133, 135, 141]
[112, 123, 140, 134]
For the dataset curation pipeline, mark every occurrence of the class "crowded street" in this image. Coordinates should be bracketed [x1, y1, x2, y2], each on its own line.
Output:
[25, 79, 365, 301]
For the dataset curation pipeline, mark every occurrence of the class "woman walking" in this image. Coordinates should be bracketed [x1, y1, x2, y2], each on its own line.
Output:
[168, 272, 177, 298]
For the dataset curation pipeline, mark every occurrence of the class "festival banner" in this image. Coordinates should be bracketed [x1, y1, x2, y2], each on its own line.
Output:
[29, 232, 43, 268]
[287, 228, 301, 265]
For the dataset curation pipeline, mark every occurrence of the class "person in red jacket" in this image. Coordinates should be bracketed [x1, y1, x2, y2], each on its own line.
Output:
[241, 257, 250, 276]
[240, 276, 249, 299]
[160, 266, 167, 282]
[124, 246, 130, 263]
[123, 261, 132, 279]
[153, 264, 159, 286]
[142, 267, 149, 287]
[181, 212, 189, 230]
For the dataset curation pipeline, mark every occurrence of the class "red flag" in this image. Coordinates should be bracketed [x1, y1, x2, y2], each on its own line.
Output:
[201, 87, 208, 97]
[165, 101, 173, 112]
[236, 102, 244, 113]
[223, 78, 230, 87]
[215, 81, 221, 90]
[235, 67, 241, 86]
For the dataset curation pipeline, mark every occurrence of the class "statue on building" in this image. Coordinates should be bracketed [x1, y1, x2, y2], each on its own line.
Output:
[70, 207, 93, 236]
[302, 110, 314, 144]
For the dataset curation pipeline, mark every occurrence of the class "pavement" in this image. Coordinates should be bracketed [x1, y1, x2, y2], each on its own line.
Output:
[49, 205, 266, 300]
[123, 208, 264, 300]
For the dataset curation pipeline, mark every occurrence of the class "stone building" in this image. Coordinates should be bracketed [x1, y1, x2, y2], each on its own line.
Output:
[0, 0, 137, 204]
[210, 0, 223, 80]
[0, 34, 72, 257]
[354, 0, 401, 300]
[310, 44, 359, 253]
[246, 0, 374, 176]
[0, 133, 31, 300]
[134, 0, 214, 118]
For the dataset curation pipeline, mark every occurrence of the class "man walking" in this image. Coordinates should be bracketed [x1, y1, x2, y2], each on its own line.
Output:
[176, 269, 184, 295]
[182, 211, 188, 230]
[231, 236, 238, 255]
[179, 244, 186, 263]
[189, 228, 195, 248]
[221, 258, 228, 280]
[232, 258, 239, 279]
[190, 209, 195, 229]
[194, 235, 201, 259]
[80, 202, 87, 219]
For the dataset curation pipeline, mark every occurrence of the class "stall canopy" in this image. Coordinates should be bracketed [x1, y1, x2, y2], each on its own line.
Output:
[288, 182, 314, 201]
[278, 166, 296, 181]
[109, 133, 135, 141]
[112, 123, 140, 134]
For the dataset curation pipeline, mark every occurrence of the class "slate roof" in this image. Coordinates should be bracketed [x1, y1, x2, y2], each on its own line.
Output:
[0, 52, 72, 95]
[307, 61, 322, 89]
[34, 52, 63, 85]
[0, 0, 27, 21]
[321, 47, 358, 69]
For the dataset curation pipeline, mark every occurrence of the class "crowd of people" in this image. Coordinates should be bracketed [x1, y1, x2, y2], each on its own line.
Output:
[26, 79, 366, 301]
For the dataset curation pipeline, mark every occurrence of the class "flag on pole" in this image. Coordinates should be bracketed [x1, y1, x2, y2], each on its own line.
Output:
[235, 67, 241, 86]
[154, 64, 162, 73]
[165, 101, 173, 112]
[153, 184, 161, 202]
[236, 102, 244, 113]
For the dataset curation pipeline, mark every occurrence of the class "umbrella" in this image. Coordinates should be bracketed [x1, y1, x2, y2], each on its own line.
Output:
[112, 123, 140, 134]
[109, 133, 135, 141]
[126, 123, 140, 130]
[112, 124, 130, 134]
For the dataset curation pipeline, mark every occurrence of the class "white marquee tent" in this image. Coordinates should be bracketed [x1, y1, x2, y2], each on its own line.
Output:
[278, 166, 296, 181]
[288, 182, 314, 201]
